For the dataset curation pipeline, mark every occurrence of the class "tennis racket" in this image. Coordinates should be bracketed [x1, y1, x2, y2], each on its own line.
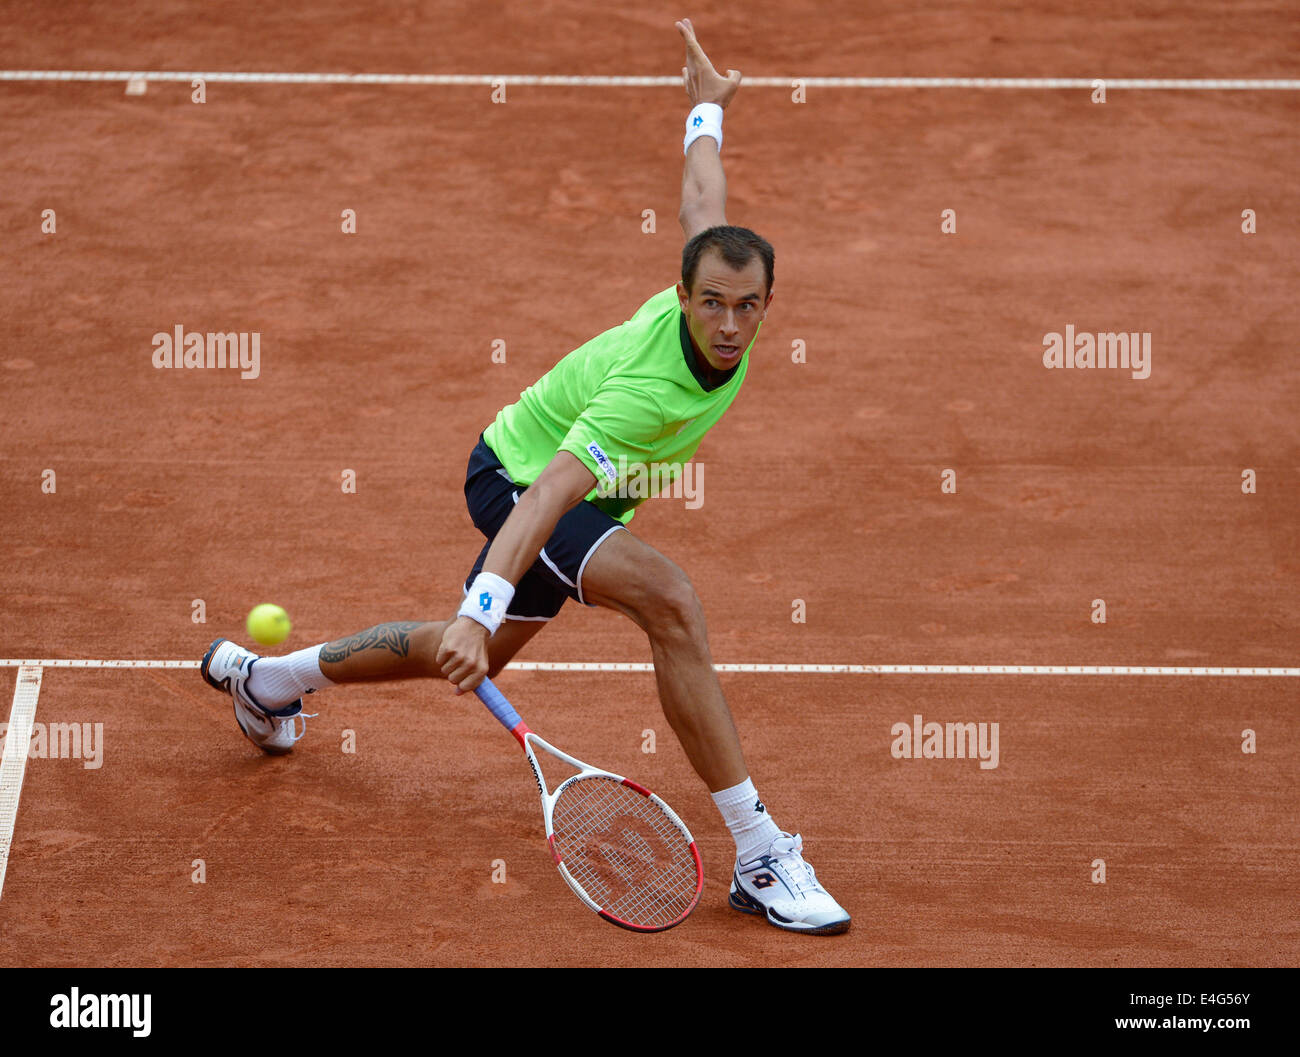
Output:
[474, 676, 703, 932]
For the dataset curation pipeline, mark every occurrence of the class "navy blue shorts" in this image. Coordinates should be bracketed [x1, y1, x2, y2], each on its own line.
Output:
[463, 434, 627, 622]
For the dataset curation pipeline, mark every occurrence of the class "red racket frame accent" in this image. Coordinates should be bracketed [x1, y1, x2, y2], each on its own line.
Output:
[620, 777, 652, 797]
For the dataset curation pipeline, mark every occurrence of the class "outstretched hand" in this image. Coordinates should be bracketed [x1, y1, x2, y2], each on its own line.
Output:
[676, 18, 741, 109]
[437, 615, 490, 695]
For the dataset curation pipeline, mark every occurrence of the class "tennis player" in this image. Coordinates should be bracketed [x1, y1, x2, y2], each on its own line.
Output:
[202, 19, 849, 935]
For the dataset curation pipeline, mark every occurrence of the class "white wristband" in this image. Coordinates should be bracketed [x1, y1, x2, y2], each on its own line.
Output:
[684, 102, 723, 155]
[459, 571, 515, 636]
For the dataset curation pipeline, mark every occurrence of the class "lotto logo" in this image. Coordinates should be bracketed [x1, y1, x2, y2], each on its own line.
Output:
[751, 872, 777, 889]
[693, 115, 703, 127]
[479, 591, 492, 612]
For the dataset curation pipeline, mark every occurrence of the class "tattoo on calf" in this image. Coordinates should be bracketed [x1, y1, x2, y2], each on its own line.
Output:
[320, 621, 424, 663]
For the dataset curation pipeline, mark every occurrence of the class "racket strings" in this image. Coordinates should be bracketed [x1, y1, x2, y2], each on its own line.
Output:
[552, 776, 698, 929]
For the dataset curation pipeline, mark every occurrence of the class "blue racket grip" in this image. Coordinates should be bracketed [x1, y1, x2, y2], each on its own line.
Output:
[474, 677, 524, 732]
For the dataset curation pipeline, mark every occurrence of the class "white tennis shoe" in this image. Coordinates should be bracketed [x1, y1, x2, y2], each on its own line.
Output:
[201, 638, 313, 756]
[729, 832, 851, 935]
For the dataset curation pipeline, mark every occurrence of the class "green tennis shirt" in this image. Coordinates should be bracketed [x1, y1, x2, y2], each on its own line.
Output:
[483, 285, 758, 524]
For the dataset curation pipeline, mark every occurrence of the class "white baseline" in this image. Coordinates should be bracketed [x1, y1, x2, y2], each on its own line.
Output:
[1, 71, 1299, 90]
[0, 666, 42, 900]
[0, 659, 1296, 676]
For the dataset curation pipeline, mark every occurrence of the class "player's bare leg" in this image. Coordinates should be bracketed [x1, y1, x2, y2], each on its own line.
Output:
[581, 526, 850, 933]
[235, 617, 545, 713]
[317, 618, 545, 682]
[579, 528, 746, 793]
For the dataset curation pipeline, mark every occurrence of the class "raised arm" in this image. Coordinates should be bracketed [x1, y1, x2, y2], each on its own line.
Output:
[676, 18, 742, 241]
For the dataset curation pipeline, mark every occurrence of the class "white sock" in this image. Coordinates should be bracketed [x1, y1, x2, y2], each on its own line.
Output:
[712, 777, 782, 863]
[246, 644, 334, 709]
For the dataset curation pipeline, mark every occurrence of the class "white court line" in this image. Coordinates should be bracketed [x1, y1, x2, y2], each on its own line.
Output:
[0, 659, 1295, 676]
[0, 666, 43, 901]
[0, 658, 1288, 900]
[1, 71, 1299, 90]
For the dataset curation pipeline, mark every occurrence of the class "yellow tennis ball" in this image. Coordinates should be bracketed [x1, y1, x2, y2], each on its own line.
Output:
[246, 603, 291, 647]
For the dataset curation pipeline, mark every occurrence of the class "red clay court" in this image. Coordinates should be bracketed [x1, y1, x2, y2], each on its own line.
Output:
[1, 2, 1297, 967]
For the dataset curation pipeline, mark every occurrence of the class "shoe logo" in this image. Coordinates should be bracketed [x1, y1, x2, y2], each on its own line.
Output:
[750, 871, 777, 890]
[754, 798, 766, 814]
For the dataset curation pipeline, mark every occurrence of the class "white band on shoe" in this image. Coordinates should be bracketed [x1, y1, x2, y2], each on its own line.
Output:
[684, 102, 723, 154]
[459, 571, 515, 636]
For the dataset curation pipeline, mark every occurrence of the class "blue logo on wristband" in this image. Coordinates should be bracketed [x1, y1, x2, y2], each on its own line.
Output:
[479, 591, 492, 612]
[693, 115, 703, 127]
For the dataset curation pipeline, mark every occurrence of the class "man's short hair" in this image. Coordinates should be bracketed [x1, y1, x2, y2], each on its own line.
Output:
[681, 225, 774, 297]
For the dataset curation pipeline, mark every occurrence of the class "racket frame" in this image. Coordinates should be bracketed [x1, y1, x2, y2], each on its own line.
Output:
[476, 677, 703, 932]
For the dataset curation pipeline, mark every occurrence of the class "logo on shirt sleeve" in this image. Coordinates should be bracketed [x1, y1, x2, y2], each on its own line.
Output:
[587, 442, 619, 485]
